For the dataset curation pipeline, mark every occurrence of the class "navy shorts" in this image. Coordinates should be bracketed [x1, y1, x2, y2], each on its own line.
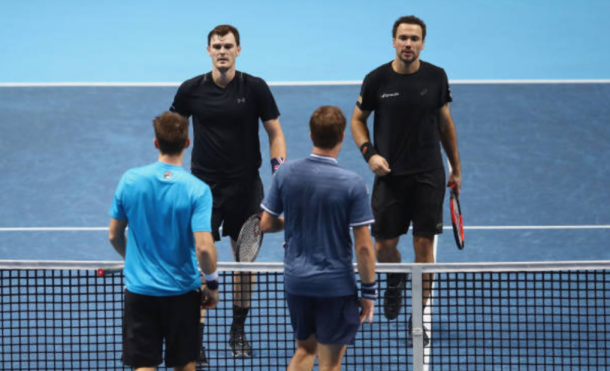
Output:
[122, 289, 200, 368]
[195, 172, 264, 242]
[286, 293, 360, 345]
[371, 168, 446, 239]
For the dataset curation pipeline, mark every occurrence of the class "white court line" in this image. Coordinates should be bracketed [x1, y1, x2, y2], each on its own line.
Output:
[461, 225, 610, 230]
[1, 79, 610, 87]
[0, 225, 609, 232]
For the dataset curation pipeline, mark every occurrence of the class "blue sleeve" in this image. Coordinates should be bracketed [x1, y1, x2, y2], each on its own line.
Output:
[261, 166, 284, 216]
[191, 185, 212, 232]
[349, 177, 374, 227]
[109, 174, 127, 220]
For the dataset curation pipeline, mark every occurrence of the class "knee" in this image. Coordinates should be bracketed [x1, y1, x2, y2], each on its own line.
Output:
[376, 238, 399, 260]
[413, 236, 435, 261]
[295, 344, 317, 358]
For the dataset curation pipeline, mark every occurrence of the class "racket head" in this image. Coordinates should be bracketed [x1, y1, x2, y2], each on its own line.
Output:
[235, 214, 264, 262]
[449, 186, 465, 250]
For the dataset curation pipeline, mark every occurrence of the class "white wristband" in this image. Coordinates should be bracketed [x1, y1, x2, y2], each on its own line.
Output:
[204, 271, 218, 282]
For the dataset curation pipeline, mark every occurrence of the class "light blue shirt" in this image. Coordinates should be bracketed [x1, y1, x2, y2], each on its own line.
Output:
[261, 154, 374, 297]
[109, 162, 212, 296]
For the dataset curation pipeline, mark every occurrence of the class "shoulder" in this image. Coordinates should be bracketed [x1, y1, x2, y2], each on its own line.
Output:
[274, 159, 298, 177]
[117, 164, 155, 190]
[420, 61, 448, 79]
[364, 62, 393, 82]
[124, 163, 154, 179]
[240, 72, 272, 91]
[182, 171, 210, 192]
[340, 167, 366, 185]
[178, 73, 211, 92]
[334, 166, 368, 193]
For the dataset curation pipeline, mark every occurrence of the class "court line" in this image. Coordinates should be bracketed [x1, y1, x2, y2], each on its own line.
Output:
[1, 79, 610, 87]
[0, 225, 609, 232]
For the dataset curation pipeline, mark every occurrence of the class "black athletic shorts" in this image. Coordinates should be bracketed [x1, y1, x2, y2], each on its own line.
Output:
[122, 289, 200, 368]
[286, 293, 360, 345]
[371, 168, 446, 239]
[196, 172, 264, 242]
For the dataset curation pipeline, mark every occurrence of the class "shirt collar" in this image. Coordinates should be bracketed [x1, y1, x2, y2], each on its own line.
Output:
[309, 154, 338, 164]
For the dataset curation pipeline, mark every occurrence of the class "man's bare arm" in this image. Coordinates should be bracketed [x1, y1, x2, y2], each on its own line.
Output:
[108, 218, 128, 259]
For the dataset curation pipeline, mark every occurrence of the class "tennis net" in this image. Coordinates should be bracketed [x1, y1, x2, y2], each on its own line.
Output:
[1, 260, 609, 370]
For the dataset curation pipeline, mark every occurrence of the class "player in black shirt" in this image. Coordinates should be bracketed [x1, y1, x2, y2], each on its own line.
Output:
[170, 25, 287, 361]
[350, 16, 462, 347]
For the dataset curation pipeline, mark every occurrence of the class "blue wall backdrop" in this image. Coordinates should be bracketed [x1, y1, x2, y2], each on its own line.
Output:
[1, 0, 609, 82]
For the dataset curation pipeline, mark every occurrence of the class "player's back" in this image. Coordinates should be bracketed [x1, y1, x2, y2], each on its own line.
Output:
[115, 162, 209, 296]
[273, 154, 369, 297]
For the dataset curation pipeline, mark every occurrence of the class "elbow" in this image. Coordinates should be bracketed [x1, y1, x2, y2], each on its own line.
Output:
[196, 243, 213, 261]
[350, 118, 361, 132]
[356, 244, 374, 261]
[108, 231, 120, 245]
[260, 220, 271, 234]
[259, 213, 277, 234]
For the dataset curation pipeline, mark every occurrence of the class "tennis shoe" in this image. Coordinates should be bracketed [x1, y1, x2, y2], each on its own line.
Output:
[407, 315, 430, 347]
[229, 327, 252, 357]
[383, 273, 407, 320]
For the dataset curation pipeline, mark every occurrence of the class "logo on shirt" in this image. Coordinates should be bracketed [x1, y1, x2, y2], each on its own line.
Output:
[420, 88, 428, 96]
[381, 92, 400, 99]
[164, 172, 172, 179]
[236, 97, 246, 104]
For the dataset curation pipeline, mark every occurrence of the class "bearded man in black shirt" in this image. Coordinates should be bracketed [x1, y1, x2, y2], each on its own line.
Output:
[171, 24, 286, 361]
[350, 15, 462, 347]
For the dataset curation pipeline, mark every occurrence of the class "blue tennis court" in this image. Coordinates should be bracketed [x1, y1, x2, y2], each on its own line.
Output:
[2, 1, 610, 370]
[1, 83, 609, 263]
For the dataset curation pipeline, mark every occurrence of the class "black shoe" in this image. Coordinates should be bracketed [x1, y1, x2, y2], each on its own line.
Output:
[229, 327, 252, 357]
[407, 315, 430, 347]
[383, 273, 407, 320]
[198, 346, 209, 366]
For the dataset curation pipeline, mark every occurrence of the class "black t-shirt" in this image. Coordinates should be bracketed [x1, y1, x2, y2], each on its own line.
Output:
[359, 61, 452, 175]
[170, 71, 280, 181]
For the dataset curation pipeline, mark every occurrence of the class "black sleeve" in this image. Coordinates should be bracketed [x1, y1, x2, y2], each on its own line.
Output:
[439, 68, 453, 107]
[169, 81, 192, 118]
[358, 72, 377, 112]
[254, 78, 280, 122]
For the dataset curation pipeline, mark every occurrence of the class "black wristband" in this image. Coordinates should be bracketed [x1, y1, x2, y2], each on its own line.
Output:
[206, 280, 219, 291]
[360, 142, 378, 163]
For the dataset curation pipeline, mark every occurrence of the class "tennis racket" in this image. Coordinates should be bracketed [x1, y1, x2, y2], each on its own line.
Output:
[235, 214, 264, 262]
[449, 185, 465, 250]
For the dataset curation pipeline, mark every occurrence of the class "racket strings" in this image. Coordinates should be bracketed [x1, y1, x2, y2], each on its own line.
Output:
[236, 216, 263, 262]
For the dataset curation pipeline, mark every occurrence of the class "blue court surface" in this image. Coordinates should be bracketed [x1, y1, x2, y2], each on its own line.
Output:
[0, 83, 609, 263]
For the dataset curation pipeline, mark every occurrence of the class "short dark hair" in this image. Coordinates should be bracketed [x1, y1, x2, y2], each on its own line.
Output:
[309, 106, 346, 149]
[153, 112, 189, 155]
[393, 15, 426, 40]
[208, 25, 240, 46]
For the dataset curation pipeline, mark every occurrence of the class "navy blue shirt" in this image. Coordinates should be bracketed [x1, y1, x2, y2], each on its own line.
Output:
[261, 154, 374, 297]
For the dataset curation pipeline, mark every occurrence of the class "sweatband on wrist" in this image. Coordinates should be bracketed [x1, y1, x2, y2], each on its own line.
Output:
[271, 157, 285, 175]
[361, 281, 378, 300]
[204, 271, 218, 282]
[360, 142, 378, 163]
[206, 280, 219, 291]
